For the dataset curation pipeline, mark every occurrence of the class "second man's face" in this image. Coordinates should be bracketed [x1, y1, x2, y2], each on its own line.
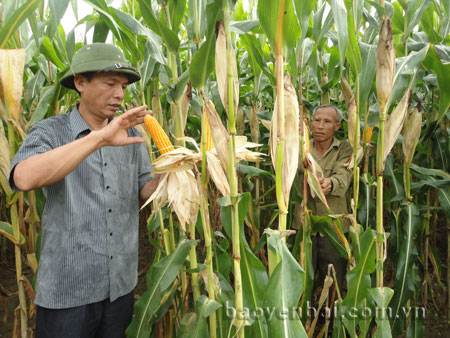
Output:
[311, 107, 341, 142]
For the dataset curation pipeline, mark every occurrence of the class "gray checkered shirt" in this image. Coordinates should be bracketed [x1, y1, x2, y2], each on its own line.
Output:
[9, 106, 153, 308]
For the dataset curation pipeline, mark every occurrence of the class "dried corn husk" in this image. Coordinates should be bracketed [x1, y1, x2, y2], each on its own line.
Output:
[250, 103, 259, 143]
[0, 120, 11, 194]
[376, 18, 395, 113]
[340, 74, 353, 105]
[261, 119, 271, 130]
[347, 96, 358, 150]
[215, 21, 239, 116]
[201, 92, 229, 170]
[402, 107, 422, 165]
[135, 124, 152, 155]
[383, 90, 410, 166]
[270, 73, 299, 204]
[0, 49, 25, 122]
[141, 170, 199, 231]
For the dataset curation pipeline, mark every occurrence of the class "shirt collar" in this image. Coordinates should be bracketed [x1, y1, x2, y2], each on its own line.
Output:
[70, 105, 91, 138]
[311, 137, 341, 159]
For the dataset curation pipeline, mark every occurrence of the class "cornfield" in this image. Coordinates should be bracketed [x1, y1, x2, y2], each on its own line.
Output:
[1, 0, 449, 337]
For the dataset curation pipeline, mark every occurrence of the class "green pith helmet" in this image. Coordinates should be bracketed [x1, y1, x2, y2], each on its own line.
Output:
[60, 43, 141, 89]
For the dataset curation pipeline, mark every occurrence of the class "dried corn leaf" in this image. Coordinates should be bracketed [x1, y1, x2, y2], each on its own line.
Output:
[383, 89, 410, 165]
[347, 97, 358, 150]
[201, 92, 229, 170]
[180, 81, 192, 130]
[215, 21, 239, 116]
[345, 145, 364, 169]
[402, 107, 422, 165]
[0, 49, 25, 122]
[270, 74, 299, 203]
[261, 119, 271, 130]
[141, 173, 170, 210]
[376, 18, 395, 113]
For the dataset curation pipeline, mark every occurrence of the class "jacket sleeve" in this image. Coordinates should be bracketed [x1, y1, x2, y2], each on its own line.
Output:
[329, 142, 353, 197]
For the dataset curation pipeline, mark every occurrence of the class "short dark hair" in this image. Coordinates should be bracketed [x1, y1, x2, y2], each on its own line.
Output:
[312, 104, 343, 122]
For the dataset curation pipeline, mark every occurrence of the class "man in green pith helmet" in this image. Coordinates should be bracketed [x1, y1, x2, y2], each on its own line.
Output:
[295, 104, 353, 299]
[9, 43, 159, 338]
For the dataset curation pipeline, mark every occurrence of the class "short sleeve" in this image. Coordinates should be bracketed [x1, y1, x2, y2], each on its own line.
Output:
[9, 122, 57, 191]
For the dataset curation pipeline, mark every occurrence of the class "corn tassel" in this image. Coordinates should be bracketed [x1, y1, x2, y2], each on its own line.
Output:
[144, 115, 174, 154]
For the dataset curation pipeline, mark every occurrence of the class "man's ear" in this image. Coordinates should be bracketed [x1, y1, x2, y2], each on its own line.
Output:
[335, 121, 341, 131]
[73, 74, 85, 93]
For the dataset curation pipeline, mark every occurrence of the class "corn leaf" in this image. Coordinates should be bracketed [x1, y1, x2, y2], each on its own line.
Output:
[0, 221, 25, 245]
[331, 0, 348, 70]
[0, 0, 42, 49]
[390, 202, 420, 336]
[178, 296, 222, 338]
[136, 0, 180, 52]
[358, 42, 377, 114]
[341, 229, 377, 338]
[257, 0, 300, 50]
[368, 287, 395, 338]
[293, 0, 317, 41]
[263, 229, 307, 338]
[423, 44, 450, 124]
[310, 215, 348, 260]
[189, 3, 220, 89]
[126, 239, 197, 338]
[47, 0, 70, 38]
[387, 45, 428, 112]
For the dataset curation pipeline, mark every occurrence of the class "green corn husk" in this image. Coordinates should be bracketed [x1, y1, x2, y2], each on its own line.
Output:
[402, 107, 422, 165]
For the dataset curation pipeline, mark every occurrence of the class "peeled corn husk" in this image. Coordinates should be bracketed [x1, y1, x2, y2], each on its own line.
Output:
[376, 18, 395, 113]
[383, 89, 410, 166]
[141, 170, 199, 231]
[215, 21, 239, 116]
[0, 49, 25, 122]
[402, 107, 422, 165]
[270, 73, 299, 204]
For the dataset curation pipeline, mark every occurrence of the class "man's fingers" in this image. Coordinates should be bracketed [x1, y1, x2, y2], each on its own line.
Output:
[125, 136, 145, 145]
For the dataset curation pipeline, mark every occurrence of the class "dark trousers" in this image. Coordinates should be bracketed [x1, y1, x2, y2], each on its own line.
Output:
[312, 234, 347, 292]
[35, 291, 134, 338]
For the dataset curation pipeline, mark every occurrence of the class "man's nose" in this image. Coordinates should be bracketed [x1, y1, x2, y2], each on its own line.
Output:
[113, 85, 125, 99]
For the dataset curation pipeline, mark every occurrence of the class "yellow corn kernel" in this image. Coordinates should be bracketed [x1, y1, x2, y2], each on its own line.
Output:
[144, 115, 174, 154]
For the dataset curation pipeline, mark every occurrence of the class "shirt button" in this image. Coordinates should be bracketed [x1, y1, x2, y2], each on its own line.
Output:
[104, 163, 107, 166]
[106, 186, 110, 189]
[108, 209, 112, 213]
[110, 256, 113, 259]
[110, 232, 113, 236]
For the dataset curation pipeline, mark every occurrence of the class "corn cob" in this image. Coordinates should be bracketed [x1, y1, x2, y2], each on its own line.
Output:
[144, 115, 174, 154]
[200, 112, 215, 152]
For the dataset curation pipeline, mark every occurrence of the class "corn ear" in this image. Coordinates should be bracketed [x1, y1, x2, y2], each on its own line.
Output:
[340, 74, 353, 105]
[402, 107, 422, 165]
[383, 89, 410, 165]
[236, 106, 245, 135]
[180, 81, 192, 132]
[0, 49, 25, 122]
[347, 96, 358, 150]
[201, 112, 215, 152]
[321, 71, 330, 105]
[144, 115, 175, 154]
[365, 125, 374, 144]
[250, 103, 259, 143]
[270, 73, 299, 204]
[376, 18, 395, 113]
[201, 91, 229, 170]
[215, 21, 239, 116]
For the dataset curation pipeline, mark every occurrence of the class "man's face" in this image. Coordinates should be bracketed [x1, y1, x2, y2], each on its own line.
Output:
[74, 71, 129, 119]
[311, 106, 341, 142]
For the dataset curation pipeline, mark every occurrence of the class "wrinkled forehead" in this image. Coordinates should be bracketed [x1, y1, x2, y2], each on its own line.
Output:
[89, 71, 130, 83]
[313, 107, 338, 121]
